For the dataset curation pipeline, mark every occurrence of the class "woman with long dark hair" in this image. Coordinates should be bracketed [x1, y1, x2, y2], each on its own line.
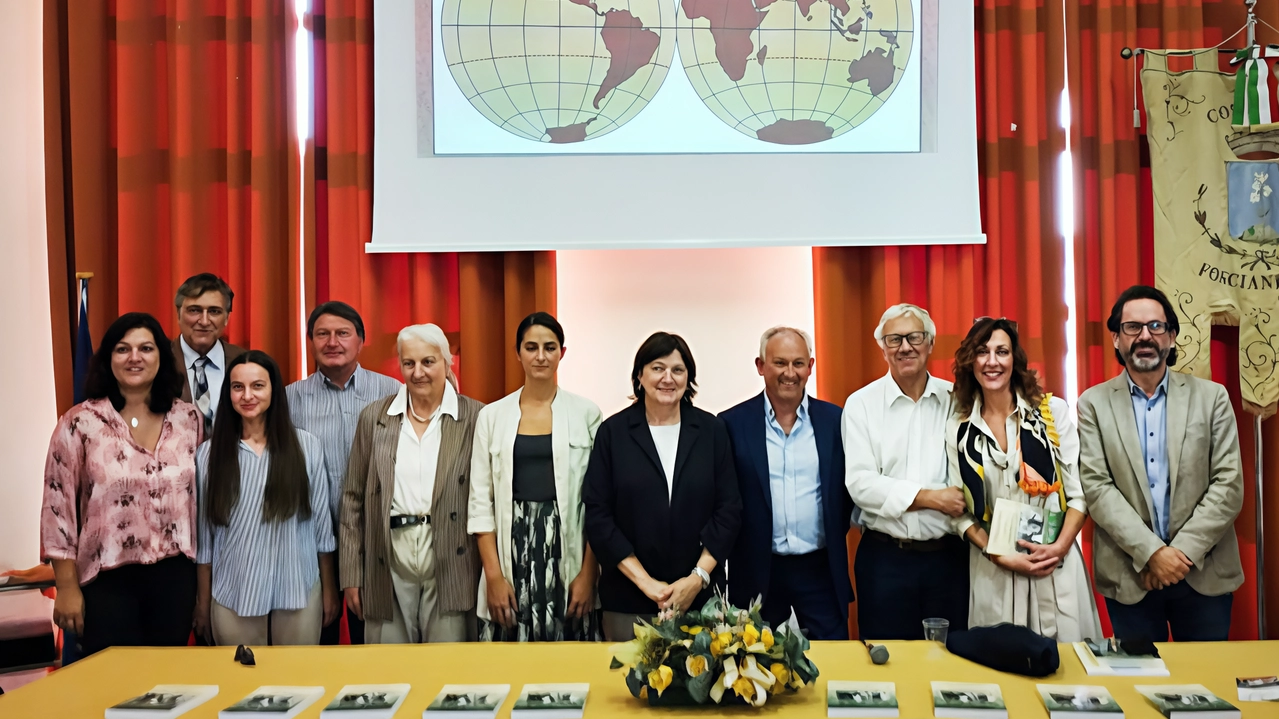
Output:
[41, 312, 201, 656]
[469, 312, 604, 642]
[946, 317, 1101, 641]
[193, 350, 337, 646]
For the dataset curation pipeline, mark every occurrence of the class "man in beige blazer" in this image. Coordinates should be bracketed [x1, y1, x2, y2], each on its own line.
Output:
[171, 273, 245, 433]
[1077, 285, 1243, 642]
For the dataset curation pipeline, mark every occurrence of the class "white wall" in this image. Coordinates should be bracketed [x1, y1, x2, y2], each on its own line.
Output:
[556, 247, 815, 418]
[0, 1, 55, 572]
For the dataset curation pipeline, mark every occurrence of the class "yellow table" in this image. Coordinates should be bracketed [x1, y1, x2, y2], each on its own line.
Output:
[1, 641, 1277, 718]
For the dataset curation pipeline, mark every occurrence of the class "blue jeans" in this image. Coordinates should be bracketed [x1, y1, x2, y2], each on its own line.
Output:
[1105, 582, 1232, 642]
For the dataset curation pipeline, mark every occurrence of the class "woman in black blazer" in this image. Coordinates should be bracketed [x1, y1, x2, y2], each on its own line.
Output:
[584, 332, 742, 641]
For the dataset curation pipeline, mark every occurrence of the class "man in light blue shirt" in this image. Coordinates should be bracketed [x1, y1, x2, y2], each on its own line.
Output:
[720, 327, 852, 639]
[1078, 285, 1243, 643]
[765, 395, 824, 554]
[287, 301, 401, 645]
[1128, 370, 1171, 541]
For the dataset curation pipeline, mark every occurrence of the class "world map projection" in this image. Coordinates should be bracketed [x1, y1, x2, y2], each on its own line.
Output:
[439, 0, 912, 145]
[440, 0, 676, 143]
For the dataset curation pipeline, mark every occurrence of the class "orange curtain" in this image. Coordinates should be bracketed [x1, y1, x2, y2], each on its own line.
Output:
[814, 0, 1069, 640]
[44, 0, 303, 412]
[1070, 0, 1279, 639]
[311, 0, 554, 404]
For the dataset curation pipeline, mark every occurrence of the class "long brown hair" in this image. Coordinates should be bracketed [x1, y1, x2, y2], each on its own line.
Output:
[951, 317, 1043, 418]
[204, 351, 311, 527]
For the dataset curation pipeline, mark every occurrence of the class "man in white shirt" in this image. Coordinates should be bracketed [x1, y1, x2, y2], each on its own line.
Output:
[842, 304, 968, 640]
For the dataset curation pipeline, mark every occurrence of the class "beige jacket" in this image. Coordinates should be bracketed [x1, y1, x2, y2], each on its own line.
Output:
[467, 387, 602, 622]
[339, 392, 484, 622]
[1077, 371, 1244, 605]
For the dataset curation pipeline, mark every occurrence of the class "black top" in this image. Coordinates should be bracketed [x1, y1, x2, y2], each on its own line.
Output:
[583, 402, 743, 615]
[512, 434, 556, 502]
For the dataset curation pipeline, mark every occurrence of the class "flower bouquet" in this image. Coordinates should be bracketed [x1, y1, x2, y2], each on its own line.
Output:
[607, 593, 819, 708]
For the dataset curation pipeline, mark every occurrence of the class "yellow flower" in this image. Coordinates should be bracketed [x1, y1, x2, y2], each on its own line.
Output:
[717, 631, 732, 646]
[681, 625, 703, 635]
[648, 665, 673, 696]
[761, 627, 774, 650]
[732, 675, 756, 700]
[743, 623, 760, 647]
[769, 664, 790, 694]
[686, 654, 708, 678]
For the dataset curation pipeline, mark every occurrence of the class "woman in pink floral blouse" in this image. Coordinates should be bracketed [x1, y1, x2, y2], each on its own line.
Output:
[41, 312, 203, 656]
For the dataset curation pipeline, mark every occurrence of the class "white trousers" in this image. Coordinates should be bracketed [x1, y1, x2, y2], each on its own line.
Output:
[211, 581, 322, 646]
[366, 523, 468, 644]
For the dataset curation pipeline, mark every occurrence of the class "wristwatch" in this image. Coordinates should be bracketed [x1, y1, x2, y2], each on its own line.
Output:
[691, 566, 710, 589]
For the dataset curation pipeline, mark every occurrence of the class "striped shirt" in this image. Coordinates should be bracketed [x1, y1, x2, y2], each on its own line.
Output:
[196, 429, 335, 617]
[286, 365, 402, 518]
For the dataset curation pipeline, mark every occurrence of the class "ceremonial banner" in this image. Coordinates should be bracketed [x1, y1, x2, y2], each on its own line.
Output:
[1143, 49, 1279, 416]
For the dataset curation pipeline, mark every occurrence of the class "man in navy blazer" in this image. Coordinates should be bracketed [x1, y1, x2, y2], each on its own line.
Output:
[720, 327, 853, 640]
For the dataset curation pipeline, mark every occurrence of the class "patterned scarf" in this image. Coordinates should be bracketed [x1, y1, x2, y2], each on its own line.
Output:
[956, 394, 1066, 528]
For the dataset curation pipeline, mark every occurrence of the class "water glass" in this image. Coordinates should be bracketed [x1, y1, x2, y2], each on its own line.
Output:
[922, 617, 950, 643]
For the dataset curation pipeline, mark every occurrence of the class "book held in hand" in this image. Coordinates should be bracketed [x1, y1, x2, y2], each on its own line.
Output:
[320, 684, 411, 718]
[1134, 684, 1240, 719]
[1236, 676, 1279, 702]
[105, 685, 219, 719]
[1036, 684, 1124, 718]
[985, 497, 1062, 556]
[931, 681, 1007, 719]
[827, 681, 899, 718]
[220, 686, 326, 718]
[425, 684, 511, 717]
[510, 683, 589, 719]
[1073, 640, 1169, 676]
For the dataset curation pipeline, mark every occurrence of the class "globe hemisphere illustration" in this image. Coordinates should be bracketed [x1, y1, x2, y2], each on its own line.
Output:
[440, 0, 676, 143]
[676, 0, 913, 144]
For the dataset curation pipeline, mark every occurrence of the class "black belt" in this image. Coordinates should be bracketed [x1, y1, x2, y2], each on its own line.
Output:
[862, 529, 955, 553]
[389, 514, 430, 530]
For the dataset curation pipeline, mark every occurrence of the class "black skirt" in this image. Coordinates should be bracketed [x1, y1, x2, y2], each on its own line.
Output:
[480, 500, 601, 642]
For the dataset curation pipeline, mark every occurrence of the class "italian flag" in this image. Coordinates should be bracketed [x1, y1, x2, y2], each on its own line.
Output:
[1234, 44, 1279, 128]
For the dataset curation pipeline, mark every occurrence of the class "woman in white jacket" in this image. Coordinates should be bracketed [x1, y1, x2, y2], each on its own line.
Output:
[469, 312, 603, 641]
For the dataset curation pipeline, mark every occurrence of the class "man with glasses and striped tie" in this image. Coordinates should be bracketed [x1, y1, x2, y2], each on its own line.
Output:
[1077, 285, 1244, 642]
[172, 273, 245, 437]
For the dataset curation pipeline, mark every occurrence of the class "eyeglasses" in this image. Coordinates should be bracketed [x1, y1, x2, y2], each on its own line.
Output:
[974, 316, 1019, 331]
[883, 331, 928, 348]
[1119, 321, 1170, 336]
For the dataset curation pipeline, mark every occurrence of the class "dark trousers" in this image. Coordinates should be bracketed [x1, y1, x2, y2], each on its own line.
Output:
[79, 555, 196, 657]
[1105, 583, 1233, 642]
[761, 548, 847, 641]
[854, 532, 968, 641]
[320, 595, 365, 645]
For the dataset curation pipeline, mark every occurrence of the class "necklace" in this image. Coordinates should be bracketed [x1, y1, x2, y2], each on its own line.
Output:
[130, 417, 139, 428]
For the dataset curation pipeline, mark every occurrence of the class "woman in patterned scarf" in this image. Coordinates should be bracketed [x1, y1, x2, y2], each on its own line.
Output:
[946, 317, 1102, 642]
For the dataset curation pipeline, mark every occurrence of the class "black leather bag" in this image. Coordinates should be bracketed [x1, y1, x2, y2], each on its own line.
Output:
[945, 623, 1061, 677]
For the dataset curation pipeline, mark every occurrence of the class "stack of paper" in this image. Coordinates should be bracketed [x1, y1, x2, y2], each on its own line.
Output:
[219, 686, 326, 719]
[931, 682, 1006, 719]
[510, 683, 588, 719]
[827, 681, 899, 718]
[1073, 642, 1169, 676]
[320, 684, 411, 719]
[1036, 684, 1124, 718]
[425, 684, 511, 718]
[1134, 684, 1240, 719]
[105, 685, 219, 719]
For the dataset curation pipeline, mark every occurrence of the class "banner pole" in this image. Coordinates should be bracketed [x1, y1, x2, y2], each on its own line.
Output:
[1258, 414, 1268, 639]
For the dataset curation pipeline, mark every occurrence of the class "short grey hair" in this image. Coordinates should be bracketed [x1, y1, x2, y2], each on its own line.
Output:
[873, 304, 936, 343]
[396, 323, 457, 385]
[759, 326, 814, 360]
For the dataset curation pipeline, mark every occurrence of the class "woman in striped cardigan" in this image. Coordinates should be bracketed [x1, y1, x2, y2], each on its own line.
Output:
[194, 350, 337, 646]
[339, 324, 485, 643]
